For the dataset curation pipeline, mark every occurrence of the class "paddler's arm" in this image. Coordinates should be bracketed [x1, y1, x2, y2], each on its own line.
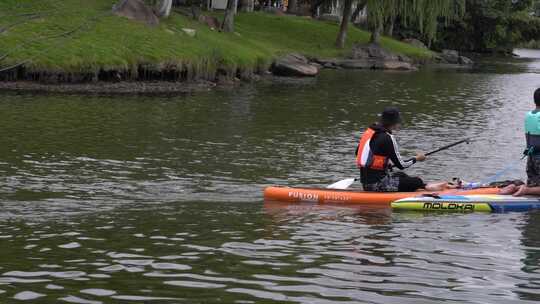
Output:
[387, 134, 418, 170]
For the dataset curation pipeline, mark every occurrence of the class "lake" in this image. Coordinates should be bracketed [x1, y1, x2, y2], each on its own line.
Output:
[0, 49, 539, 303]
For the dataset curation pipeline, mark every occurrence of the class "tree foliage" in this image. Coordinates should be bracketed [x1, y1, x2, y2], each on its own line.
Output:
[434, 0, 539, 52]
[366, 0, 465, 44]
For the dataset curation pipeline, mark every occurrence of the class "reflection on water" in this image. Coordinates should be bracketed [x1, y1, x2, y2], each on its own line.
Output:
[0, 50, 539, 303]
[0, 203, 539, 303]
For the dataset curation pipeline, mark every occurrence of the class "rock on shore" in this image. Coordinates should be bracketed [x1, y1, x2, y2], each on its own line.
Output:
[270, 44, 417, 78]
[113, 0, 159, 26]
[313, 44, 417, 71]
[402, 38, 428, 49]
[437, 50, 474, 65]
[271, 54, 319, 77]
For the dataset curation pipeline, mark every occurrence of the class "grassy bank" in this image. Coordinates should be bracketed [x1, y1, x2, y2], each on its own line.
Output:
[0, 0, 433, 83]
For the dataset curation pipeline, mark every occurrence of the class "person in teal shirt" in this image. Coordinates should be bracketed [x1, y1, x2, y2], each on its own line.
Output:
[502, 88, 540, 196]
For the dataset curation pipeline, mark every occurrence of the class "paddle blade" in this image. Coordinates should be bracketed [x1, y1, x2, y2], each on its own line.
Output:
[327, 178, 356, 189]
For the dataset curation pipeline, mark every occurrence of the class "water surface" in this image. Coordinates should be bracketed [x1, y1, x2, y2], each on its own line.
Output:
[0, 49, 539, 303]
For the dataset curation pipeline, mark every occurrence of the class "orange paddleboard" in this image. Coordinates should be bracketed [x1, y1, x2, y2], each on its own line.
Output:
[263, 186, 500, 205]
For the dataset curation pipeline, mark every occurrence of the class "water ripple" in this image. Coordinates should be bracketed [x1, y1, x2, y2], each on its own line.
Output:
[1, 52, 540, 303]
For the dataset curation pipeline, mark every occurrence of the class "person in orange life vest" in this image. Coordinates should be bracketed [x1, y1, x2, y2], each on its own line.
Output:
[356, 107, 453, 192]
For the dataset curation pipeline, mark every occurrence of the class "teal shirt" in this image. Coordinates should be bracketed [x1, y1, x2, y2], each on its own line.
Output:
[526, 110, 540, 152]
[525, 110, 540, 136]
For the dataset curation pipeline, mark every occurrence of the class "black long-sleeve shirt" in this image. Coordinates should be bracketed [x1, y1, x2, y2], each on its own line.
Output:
[358, 124, 416, 185]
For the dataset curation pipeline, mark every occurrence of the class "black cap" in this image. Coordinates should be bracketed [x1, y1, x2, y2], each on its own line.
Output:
[379, 107, 402, 126]
[535, 88, 540, 106]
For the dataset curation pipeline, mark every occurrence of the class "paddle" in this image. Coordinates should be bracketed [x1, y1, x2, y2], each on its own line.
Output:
[420, 138, 470, 158]
[327, 138, 471, 190]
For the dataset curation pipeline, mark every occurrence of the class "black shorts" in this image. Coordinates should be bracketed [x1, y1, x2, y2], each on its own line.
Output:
[363, 172, 426, 192]
[527, 155, 540, 186]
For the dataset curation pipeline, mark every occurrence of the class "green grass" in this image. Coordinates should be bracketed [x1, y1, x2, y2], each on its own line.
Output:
[0, 0, 433, 76]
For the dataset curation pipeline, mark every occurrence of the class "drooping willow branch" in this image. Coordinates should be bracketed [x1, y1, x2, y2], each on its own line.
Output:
[365, 0, 465, 43]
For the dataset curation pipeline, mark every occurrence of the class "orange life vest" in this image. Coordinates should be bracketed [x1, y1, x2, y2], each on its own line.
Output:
[356, 128, 388, 171]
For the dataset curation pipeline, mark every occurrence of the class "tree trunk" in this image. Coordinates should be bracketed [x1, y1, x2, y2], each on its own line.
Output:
[190, 4, 200, 19]
[335, 0, 353, 48]
[222, 0, 238, 32]
[240, 0, 254, 12]
[310, 0, 325, 17]
[350, 0, 366, 22]
[370, 21, 382, 45]
[288, 0, 298, 14]
[385, 16, 394, 36]
[155, 0, 172, 18]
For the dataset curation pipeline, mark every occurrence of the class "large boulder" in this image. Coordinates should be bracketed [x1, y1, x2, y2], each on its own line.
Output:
[316, 58, 416, 71]
[333, 59, 375, 69]
[314, 44, 417, 71]
[339, 59, 416, 71]
[351, 43, 396, 60]
[312, 58, 340, 69]
[402, 38, 428, 49]
[459, 56, 474, 65]
[375, 60, 417, 71]
[113, 0, 159, 26]
[326, 44, 417, 71]
[440, 49, 460, 64]
[350, 43, 412, 63]
[272, 54, 319, 77]
[439, 49, 474, 65]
